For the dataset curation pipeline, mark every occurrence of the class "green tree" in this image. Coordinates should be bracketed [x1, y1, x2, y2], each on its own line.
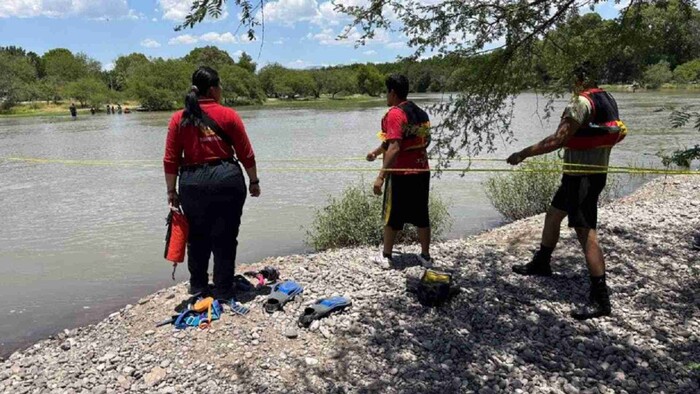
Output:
[129, 59, 192, 110]
[258, 64, 316, 98]
[673, 59, 700, 83]
[112, 53, 150, 91]
[323, 69, 358, 98]
[43, 49, 89, 83]
[413, 69, 432, 93]
[632, 0, 700, 68]
[26, 51, 45, 79]
[218, 64, 264, 104]
[356, 64, 384, 96]
[183, 46, 235, 69]
[64, 78, 110, 107]
[35, 78, 61, 104]
[76, 53, 102, 77]
[237, 52, 257, 73]
[258, 63, 288, 97]
[286, 70, 316, 98]
[310, 70, 325, 99]
[643, 60, 673, 89]
[0, 52, 36, 110]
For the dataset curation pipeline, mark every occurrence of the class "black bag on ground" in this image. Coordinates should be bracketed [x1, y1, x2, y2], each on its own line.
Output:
[416, 269, 459, 307]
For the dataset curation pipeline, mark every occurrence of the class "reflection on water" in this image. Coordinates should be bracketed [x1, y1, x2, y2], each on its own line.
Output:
[0, 92, 697, 356]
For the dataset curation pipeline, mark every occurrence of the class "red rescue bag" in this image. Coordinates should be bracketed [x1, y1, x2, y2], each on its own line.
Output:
[165, 209, 189, 279]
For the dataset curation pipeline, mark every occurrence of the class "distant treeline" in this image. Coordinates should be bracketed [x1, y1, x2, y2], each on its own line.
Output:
[1, 2, 699, 112]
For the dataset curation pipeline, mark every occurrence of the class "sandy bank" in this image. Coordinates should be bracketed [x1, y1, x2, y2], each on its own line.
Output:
[1, 176, 699, 394]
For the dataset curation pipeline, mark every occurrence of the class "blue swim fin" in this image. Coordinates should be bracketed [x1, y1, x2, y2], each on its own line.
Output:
[264, 280, 304, 313]
[298, 296, 352, 327]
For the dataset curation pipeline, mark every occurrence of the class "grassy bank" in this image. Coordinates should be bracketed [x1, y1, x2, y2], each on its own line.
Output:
[0, 101, 141, 118]
[256, 95, 385, 109]
[0, 95, 385, 118]
[600, 83, 700, 92]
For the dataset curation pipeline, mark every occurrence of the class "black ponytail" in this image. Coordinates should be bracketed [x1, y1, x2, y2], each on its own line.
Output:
[181, 66, 220, 128]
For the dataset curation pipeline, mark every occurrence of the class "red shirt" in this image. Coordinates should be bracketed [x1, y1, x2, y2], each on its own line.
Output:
[163, 100, 256, 175]
[382, 104, 429, 175]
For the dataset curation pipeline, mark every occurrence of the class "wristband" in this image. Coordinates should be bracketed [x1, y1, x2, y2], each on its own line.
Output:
[250, 179, 260, 185]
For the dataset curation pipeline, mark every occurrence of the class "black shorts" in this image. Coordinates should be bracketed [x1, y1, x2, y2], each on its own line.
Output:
[382, 172, 430, 231]
[551, 174, 607, 229]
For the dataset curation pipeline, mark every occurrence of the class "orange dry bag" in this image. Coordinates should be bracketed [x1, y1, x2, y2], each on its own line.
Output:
[165, 209, 189, 278]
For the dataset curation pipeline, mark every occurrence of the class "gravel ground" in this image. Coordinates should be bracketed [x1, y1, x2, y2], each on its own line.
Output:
[1, 176, 698, 394]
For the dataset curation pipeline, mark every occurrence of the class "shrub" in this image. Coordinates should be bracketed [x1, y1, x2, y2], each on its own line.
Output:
[484, 155, 621, 221]
[305, 180, 452, 251]
[643, 60, 673, 89]
[673, 59, 700, 84]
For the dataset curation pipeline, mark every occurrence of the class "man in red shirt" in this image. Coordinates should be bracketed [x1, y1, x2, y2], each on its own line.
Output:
[370, 74, 432, 269]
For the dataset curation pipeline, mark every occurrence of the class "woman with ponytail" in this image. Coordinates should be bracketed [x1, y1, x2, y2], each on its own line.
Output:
[163, 66, 260, 302]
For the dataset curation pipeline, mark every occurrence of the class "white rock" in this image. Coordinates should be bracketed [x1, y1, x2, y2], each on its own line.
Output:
[143, 367, 167, 387]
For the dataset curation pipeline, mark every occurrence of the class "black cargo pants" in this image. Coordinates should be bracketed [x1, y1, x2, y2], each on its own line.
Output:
[178, 160, 247, 299]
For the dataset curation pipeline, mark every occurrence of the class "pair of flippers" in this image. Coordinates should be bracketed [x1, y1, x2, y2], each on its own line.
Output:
[262, 280, 351, 327]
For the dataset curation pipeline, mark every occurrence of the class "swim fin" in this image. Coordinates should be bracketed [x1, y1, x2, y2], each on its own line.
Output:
[298, 296, 352, 327]
[264, 280, 304, 313]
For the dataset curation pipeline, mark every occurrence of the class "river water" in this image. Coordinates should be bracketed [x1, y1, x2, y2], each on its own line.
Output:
[0, 92, 697, 356]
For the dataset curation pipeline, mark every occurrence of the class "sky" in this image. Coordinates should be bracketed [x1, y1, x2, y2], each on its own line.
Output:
[0, 0, 626, 70]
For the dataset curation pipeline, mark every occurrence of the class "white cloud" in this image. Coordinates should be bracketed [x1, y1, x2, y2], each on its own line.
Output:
[260, 0, 369, 27]
[103, 62, 115, 71]
[140, 38, 162, 48]
[0, 0, 139, 20]
[168, 34, 199, 45]
[262, 0, 319, 25]
[385, 41, 405, 49]
[151, 17, 157, 22]
[240, 34, 256, 43]
[168, 32, 240, 45]
[158, 0, 228, 22]
[158, 0, 193, 21]
[124, 9, 144, 20]
[287, 59, 311, 69]
[232, 50, 244, 59]
[316, 1, 340, 25]
[363, 50, 376, 55]
[312, 26, 392, 46]
[200, 31, 237, 44]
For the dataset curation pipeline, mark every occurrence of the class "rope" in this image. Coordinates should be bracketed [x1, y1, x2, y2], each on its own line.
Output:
[0, 155, 668, 170]
[2, 156, 698, 175]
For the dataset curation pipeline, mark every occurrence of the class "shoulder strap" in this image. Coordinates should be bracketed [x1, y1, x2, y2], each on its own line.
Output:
[200, 112, 234, 147]
[577, 91, 596, 120]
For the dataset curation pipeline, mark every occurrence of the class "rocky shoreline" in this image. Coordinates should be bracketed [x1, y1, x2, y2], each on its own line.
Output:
[2, 176, 699, 394]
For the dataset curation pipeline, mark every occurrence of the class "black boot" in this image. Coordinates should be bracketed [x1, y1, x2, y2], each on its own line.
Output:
[512, 246, 553, 276]
[571, 275, 611, 320]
